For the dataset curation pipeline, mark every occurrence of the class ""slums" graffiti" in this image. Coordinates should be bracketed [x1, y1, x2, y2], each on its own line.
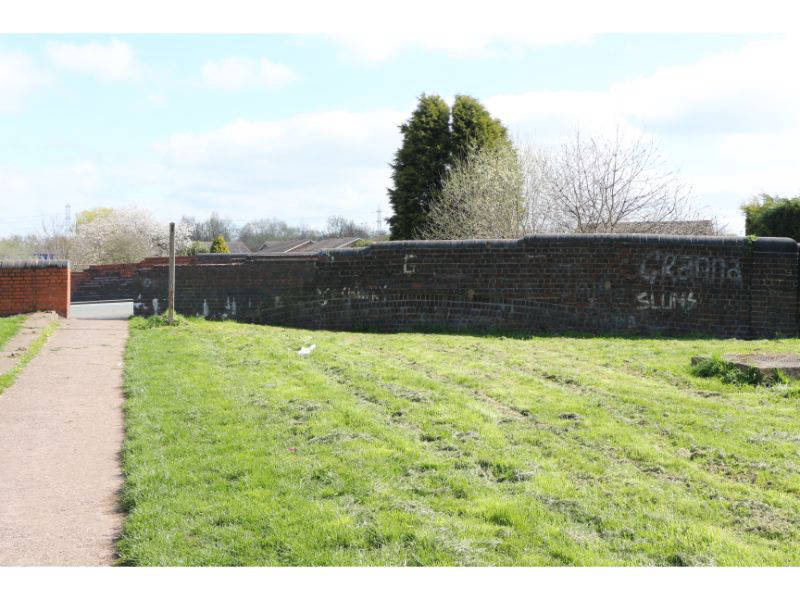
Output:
[636, 290, 698, 312]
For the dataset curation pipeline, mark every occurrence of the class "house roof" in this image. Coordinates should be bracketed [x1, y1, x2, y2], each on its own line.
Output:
[196, 240, 252, 253]
[256, 237, 361, 255]
[580, 221, 715, 235]
[226, 240, 252, 254]
[256, 239, 315, 253]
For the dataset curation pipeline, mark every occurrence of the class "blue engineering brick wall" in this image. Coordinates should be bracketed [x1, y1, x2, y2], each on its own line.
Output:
[132, 234, 799, 338]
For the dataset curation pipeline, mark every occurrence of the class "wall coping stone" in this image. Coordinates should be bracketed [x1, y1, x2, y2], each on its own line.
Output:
[323, 234, 798, 258]
[0, 259, 70, 269]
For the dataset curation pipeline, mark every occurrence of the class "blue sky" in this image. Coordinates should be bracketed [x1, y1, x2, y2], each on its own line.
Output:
[1, 33, 798, 236]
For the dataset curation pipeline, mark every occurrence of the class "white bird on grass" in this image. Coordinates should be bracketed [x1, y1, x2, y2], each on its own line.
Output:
[297, 344, 316, 356]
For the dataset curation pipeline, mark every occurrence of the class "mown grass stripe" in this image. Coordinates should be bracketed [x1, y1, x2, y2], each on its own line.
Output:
[118, 318, 800, 565]
[0, 315, 25, 353]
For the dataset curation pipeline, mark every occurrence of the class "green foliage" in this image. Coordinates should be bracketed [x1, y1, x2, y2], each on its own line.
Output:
[423, 143, 525, 240]
[183, 240, 208, 256]
[691, 355, 764, 385]
[691, 354, 791, 386]
[0, 315, 25, 352]
[744, 234, 758, 257]
[388, 94, 451, 240]
[450, 95, 510, 162]
[0, 319, 59, 395]
[742, 194, 800, 241]
[388, 94, 512, 240]
[209, 235, 230, 254]
[773, 369, 791, 385]
[130, 314, 190, 330]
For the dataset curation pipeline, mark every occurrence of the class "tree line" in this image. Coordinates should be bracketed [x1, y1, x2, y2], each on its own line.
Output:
[0, 211, 386, 269]
[180, 214, 385, 253]
[388, 94, 727, 240]
[4, 92, 795, 269]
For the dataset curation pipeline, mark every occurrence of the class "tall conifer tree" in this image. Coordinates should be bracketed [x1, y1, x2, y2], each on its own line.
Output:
[450, 95, 510, 162]
[388, 94, 511, 239]
[387, 94, 451, 240]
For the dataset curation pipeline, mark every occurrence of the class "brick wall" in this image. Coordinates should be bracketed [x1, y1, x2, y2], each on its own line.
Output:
[132, 235, 800, 338]
[0, 260, 70, 317]
[71, 256, 198, 301]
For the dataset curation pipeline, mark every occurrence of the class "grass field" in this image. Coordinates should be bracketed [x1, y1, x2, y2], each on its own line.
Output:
[0, 315, 24, 352]
[119, 317, 800, 566]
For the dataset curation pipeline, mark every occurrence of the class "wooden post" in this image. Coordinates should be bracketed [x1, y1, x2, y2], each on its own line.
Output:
[168, 222, 175, 323]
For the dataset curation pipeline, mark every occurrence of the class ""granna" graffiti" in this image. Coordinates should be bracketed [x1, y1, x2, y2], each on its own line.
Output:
[639, 251, 742, 287]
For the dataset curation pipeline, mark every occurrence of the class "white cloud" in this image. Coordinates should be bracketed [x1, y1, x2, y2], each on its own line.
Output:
[0, 51, 49, 111]
[45, 39, 137, 81]
[157, 110, 405, 168]
[201, 57, 298, 90]
[484, 36, 800, 234]
[489, 37, 800, 136]
[6, 36, 800, 238]
[614, 38, 800, 134]
[150, 108, 405, 226]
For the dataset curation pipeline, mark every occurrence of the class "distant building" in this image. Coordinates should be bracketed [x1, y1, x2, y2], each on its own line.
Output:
[225, 240, 252, 254]
[195, 240, 252, 254]
[579, 220, 716, 235]
[255, 237, 362, 255]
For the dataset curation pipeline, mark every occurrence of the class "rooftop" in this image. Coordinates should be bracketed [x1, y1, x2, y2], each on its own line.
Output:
[580, 221, 716, 235]
[195, 240, 252, 254]
[255, 237, 362, 255]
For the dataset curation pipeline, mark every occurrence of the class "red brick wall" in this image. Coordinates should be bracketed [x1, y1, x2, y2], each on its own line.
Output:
[70, 270, 89, 290]
[0, 260, 70, 318]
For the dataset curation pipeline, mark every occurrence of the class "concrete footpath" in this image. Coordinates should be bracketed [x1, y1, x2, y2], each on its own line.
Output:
[0, 317, 127, 566]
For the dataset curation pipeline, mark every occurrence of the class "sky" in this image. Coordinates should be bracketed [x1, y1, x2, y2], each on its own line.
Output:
[1, 32, 798, 237]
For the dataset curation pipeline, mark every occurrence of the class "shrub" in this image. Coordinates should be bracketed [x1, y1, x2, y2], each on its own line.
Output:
[209, 235, 230, 254]
[691, 355, 789, 386]
[742, 194, 800, 241]
[131, 314, 190, 329]
[183, 240, 207, 256]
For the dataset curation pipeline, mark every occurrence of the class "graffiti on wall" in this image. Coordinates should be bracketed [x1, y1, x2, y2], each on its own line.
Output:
[639, 251, 742, 287]
[636, 290, 698, 312]
[635, 251, 742, 313]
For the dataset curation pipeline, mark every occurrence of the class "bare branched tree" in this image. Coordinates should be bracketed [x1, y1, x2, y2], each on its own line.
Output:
[518, 145, 559, 234]
[237, 218, 323, 249]
[542, 128, 699, 234]
[422, 144, 528, 239]
[324, 216, 372, 239]
[180, 212, 239, 242]
[416, 129, 715, 240]
[37, 214, 75, 260]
